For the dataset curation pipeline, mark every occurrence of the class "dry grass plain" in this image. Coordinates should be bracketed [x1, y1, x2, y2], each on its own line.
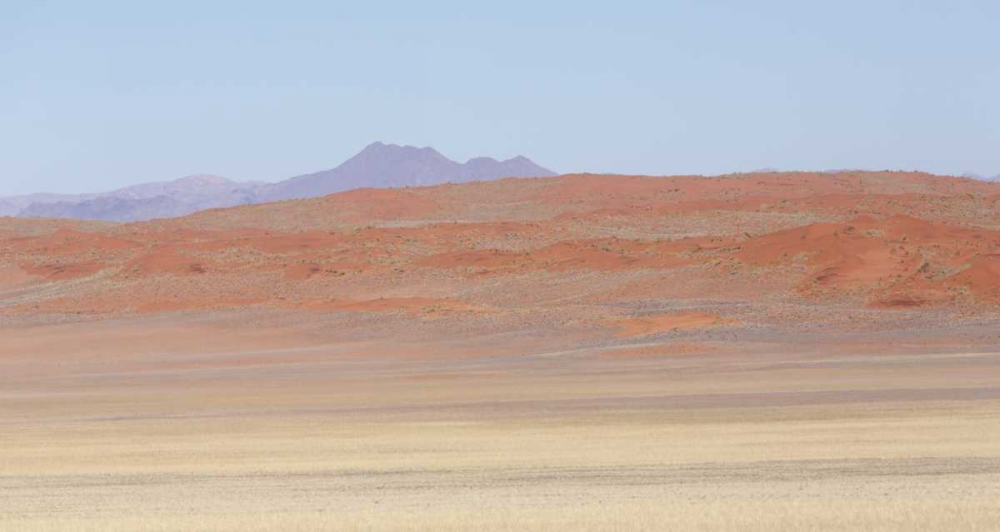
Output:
[4, 311, 1000, 531]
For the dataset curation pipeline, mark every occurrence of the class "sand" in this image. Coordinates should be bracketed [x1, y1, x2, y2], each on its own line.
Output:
[4, 171, 1000, 530]
[3, 311, 1000, 531]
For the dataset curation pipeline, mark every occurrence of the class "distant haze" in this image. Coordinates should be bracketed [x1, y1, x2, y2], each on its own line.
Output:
[2, 143, 555, 222]
[2, 1, 999, 195]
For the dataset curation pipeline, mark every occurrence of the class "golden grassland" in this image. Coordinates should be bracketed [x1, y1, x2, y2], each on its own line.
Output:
[3, 314, 1000, 531]
[4, 405, 1000, 531]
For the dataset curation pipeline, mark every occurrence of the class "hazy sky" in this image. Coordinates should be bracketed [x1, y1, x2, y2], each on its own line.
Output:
[2, 0, 998, 195]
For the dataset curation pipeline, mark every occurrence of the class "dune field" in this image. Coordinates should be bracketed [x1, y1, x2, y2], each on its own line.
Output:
[4, 172, 1000, 530]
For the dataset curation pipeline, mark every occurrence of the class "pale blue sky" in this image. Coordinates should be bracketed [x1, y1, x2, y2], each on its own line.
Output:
[2, 0, 998, 195]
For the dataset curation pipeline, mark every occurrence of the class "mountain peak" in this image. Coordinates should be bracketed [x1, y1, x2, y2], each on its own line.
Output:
[357, 142, 446, 159]
[361, 141, 393, 153]
[9, 143, 556, 219]
[262, 143, 556, 201]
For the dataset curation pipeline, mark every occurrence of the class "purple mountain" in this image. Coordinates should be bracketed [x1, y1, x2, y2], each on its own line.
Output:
[16, 175, 262, 222]
[5, 143, 556, 222]
[258, 142, 556, 201]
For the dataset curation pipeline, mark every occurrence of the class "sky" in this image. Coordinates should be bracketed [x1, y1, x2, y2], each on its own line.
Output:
[1, 0, 998, 195]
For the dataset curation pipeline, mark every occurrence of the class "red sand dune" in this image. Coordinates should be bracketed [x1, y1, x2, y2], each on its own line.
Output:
[947, 255, 1000, 301]
[4, 172, 1000, 321]
[739, 214, 1000, 304]
[123, 247, 217, 277]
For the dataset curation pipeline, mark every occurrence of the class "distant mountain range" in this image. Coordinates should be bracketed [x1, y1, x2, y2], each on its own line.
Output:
[1, 143, 556, 222]
[260, 142, 555, 202]
[10, 175, 261, 222]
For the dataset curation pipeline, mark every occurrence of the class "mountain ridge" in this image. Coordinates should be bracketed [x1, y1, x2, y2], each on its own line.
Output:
[4, 143, 556, 222]
[257, 142, 556, 201]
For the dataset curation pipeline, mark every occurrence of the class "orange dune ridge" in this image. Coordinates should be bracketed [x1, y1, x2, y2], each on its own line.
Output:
[3, 171, 1000, 319]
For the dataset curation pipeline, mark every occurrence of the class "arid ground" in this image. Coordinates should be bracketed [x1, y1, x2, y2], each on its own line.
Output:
[3, 172, 1000, 530]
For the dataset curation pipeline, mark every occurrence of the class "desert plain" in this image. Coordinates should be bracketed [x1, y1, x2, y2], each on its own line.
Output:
[3, 171, 1000, 530]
